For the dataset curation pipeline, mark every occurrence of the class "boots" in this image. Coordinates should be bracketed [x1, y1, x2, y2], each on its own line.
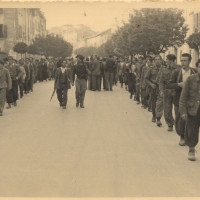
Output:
[188, 147, 196, 161]
[80, 97, 84, 108]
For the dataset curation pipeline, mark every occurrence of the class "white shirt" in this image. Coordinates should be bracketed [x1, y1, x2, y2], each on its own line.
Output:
[61, 67, 66, 74]
[182, 68, 191, 82]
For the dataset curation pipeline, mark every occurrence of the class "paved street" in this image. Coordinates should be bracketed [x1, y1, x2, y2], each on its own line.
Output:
[0, 81, 200, 197]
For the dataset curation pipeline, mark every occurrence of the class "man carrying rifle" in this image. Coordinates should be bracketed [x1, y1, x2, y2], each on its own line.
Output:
[54, 60, 72, 109]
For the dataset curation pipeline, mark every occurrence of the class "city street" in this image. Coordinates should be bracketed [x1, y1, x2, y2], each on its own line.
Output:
[0, 81, 200, 197]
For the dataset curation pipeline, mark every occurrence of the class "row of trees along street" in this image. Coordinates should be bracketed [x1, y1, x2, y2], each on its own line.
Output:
[13, 34, 73, 58]
[75, 8, 200, 59]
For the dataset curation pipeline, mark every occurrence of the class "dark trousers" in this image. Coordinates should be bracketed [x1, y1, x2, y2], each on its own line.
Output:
[135, 82, 140, 102]
[119, 75, 124, 87]
[92, 75, 101, 91]
[57, 87, 68, 106]
[7, 79, 18, 103]
[128, 73, 136, 95]
[163, 90, 175, 127]
[105, 72, 114, 90]
[141, 87, 148, 107]
[75, 78, 87, 105]
[150, 87, 158, 118]
[18, 80, 24, 98]
[174, 105, 186, 138]
[185, 106, 200, 148]
[88, 75, 92, 90]
[0, 88, 6, 113]
[156, 92, 163, 119]
[28, 79, 34, 92]
[24, 78, 29, 93]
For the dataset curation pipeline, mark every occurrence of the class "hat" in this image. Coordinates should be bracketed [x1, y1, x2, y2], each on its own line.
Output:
[76, 54, 84, 61]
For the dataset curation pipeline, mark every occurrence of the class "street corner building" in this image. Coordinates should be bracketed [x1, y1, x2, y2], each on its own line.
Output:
[0, 8, 46, 60]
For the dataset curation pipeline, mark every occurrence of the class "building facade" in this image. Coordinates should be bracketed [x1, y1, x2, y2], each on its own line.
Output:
[0, 8, 46, 59]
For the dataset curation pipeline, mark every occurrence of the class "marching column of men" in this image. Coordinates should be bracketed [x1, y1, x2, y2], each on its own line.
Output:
[118, 53, 200, 162]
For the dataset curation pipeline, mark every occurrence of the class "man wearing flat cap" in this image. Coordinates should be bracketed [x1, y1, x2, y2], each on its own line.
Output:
[72, 55, 88, 108]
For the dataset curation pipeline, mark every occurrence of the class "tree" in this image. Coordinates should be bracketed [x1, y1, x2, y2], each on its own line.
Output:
[96, 39, 116, 57]
[31, 34, 73, 58]
[186, 32, 200, 59]
[74, 46, 97, 57]
[13, 42, 28, 58]
[27, 44, 39, 55]
[113, 8, 188, 56]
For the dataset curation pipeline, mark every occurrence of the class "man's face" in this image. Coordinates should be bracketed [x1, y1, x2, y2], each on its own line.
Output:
[181, 56, 190, 69]
[62, 61, 66, 67]
[146, 59, 151, 66]
[154, 56, 161, 66]
[165, 58, 170, 66]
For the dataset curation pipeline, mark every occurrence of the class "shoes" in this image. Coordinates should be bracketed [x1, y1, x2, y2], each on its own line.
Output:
[148, 108, 152, 112]
[152, 117, 156, 123]
[76, 100, 80, 108]
[179, 137, 185, 146]
[60, 103, 63, 107]
[156, 120, 162, 127]
[6, 103, 11, 109]
[130, 94, 133, 99]
[137, 101, 140, 105]
[13, 101, 17, 106]
[168, 126, 173, 132]
[80, 104, 85, 108]
[188, 147, 196, 161]
[0, 112, 3, 116]
[63, 106, 66, 109]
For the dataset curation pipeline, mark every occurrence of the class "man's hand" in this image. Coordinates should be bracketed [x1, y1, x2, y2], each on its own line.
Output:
[178, 82, 184, 88]
[181, 114, 187, 121]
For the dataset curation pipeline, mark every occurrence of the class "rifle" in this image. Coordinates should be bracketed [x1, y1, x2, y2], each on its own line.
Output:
[50, 88, 56, 102]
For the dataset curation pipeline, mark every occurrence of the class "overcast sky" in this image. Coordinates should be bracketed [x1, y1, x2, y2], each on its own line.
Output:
[40, 2, 136, 32]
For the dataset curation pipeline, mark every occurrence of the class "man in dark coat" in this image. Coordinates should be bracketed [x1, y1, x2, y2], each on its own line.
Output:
[91, 55, 101, 91]
[166, 53, 197, 146]
[72, 55, 88, 108]
[54, 60, 72, 109]
[179, 59, 200, 161]
[0, 60, 12, 116]
[104, 55, 116, 91]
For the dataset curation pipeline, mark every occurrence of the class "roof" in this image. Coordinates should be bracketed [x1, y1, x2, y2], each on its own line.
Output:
[85, 29, 111, 40]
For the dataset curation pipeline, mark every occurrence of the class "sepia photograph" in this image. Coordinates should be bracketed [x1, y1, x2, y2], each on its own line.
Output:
[0, 0, 200, 198]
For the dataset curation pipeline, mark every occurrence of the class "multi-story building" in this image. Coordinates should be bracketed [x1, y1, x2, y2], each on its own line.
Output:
[0, 8, 46, 59]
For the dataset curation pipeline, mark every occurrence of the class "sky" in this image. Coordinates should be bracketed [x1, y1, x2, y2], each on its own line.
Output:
[40, 2, 136, 32]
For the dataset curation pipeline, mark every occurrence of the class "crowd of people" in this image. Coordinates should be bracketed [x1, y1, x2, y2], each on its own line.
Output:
[107, 53, 200, 162]
[1, 52, 200, 162]
[0, 56, 61, 115]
